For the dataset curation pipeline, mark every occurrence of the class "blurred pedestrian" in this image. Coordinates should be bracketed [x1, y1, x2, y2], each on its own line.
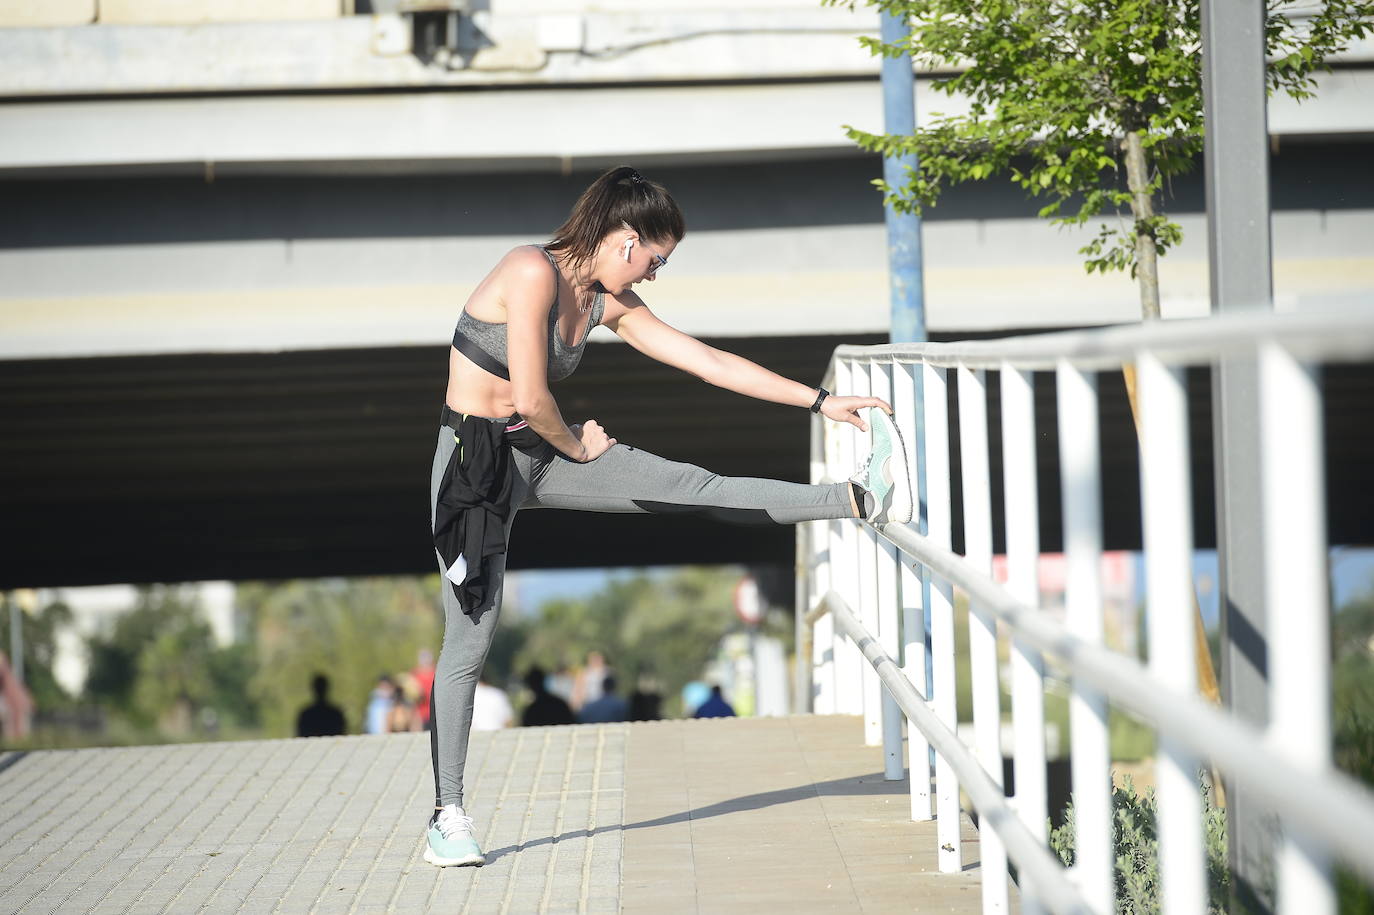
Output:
[520, 666, 574, 727]
[570, 650, 610, 712]
[471, 676, 513, 731]
[1, 653, 35, 740]
[412, 648, 436, 730]
[578, 675, 628, 724]
[365, 674, 396, 735]
[547, 661, 575, 705]
[628, 672, 662, 722]
[681, 680, 711, 716]
[296, 673, 346, 737]
[388, 696, 420, 733]
[693, 685, 736, 719]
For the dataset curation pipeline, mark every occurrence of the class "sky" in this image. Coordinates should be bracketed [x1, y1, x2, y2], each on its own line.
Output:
[508, 567, 623, 616]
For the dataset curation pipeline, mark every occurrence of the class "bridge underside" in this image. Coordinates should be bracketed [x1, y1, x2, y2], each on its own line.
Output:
[2, 332, 1371, 589]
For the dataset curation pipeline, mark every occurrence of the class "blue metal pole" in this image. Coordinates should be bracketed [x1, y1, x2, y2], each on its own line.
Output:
[880, 10, 925, 346]
[879, 10, 934, 720]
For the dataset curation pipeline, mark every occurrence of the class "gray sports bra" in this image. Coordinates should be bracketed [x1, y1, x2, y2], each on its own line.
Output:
[451, 246, 605, 383]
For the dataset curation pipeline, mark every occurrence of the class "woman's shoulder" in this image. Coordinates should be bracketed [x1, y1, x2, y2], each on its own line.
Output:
[498, 244, 556, 276]
[487, 245, 556, 299]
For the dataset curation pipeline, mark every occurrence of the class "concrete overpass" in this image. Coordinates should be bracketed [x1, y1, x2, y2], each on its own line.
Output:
[2, 0, 1372, 588]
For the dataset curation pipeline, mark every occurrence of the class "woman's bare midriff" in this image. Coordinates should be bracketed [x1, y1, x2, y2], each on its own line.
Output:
[445, 347, 518, 420]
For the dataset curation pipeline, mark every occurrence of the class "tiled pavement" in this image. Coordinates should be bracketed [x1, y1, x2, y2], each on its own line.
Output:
[0, 716, 992, 913]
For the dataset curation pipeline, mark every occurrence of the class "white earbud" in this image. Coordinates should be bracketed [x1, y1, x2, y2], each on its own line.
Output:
[622, 238, 634, 260]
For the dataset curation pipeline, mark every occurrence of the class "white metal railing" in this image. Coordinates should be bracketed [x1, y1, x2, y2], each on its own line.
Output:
[796, 309, 1374, 915]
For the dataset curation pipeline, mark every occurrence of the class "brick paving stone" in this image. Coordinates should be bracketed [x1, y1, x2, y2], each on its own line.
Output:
[621, 715, 999, 915]
[0, 715, 1011, 913]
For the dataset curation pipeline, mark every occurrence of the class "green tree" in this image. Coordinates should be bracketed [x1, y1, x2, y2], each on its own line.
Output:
[85, 585, 199, 725]
[831, 0, 1373, 315]
[84, 585, 255, 733]
[241, 576, 442, 737]
[516, 567, 745, 718]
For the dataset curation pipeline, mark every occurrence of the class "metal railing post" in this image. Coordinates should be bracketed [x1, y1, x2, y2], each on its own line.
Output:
[923, 361, 962, 871]
[816, 522, 841, 716]
[1001, 364, 1048, 898]
[872, 360, 908, 780]
[1138, 350, 1206, 911]
[1056, 360, 1112, 913]
[832, 359, 865, 717]
[808, 404, 836, 716]
[958, 364, 1009, 914]
[1259, 342, 1334, 915]
[893, 359, 933, 814]
[852, 363, 885, 747]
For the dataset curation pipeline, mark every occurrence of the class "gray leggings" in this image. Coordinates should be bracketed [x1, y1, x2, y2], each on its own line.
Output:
[427, 420, 854, 808]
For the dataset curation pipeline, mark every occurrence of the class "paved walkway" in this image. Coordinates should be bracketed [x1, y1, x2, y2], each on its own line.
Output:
[0, 715, 991, 913]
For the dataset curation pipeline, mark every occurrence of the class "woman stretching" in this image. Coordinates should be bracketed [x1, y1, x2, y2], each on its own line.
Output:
[425, 166, 912, 866]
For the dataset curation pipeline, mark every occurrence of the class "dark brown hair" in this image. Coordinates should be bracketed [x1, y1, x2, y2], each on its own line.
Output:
[547, 166, 685, 274]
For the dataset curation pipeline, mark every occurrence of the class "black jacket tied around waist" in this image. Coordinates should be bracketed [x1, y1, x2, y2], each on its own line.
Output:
[433, 412, 517, 614]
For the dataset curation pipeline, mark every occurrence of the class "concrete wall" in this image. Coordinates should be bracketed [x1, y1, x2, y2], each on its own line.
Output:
[0, 1, 96, 27]
[2, 144, 1370, 359]
[0, 2, 1369, 361]
[0, 5, 879, 94]
[97, 0, 344, 24]
[3, 8, 1368, 99]
[0, 0, 344, 27]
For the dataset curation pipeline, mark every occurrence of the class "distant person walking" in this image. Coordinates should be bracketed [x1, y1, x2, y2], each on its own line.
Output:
[387, 687, 422, 734]
[364, 674, 396, 736]
[693, 685, 736, 719]
[424, 165, 912, 868]
[296, 673, 346, 737]
[577, 675, 628, 724]
[628, 672, 663, 722]
[520, 666, 575, 727]
[470, 676, 514, 731]
[412, 648, 437, 730]
[547, 662, 575, 705]
[570, 650, 610, 712]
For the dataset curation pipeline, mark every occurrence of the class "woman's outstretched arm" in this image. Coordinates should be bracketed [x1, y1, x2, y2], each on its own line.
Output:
[604, 292, 891, 431]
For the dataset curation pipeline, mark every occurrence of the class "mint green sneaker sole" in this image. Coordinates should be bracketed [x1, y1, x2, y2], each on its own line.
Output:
[868, 410, 912, 525]
[424, 845, 486, 867]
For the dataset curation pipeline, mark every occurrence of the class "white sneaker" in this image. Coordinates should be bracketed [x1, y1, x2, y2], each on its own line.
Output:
[424, 805, 486, 867]
[849, 409, 912, 526]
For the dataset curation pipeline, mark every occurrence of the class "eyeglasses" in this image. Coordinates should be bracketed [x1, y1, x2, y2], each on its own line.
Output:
[625, 223, 668, 276]
[645, 246, 668, 276]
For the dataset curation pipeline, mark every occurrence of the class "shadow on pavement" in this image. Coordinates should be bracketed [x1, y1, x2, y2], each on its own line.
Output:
[482, 770, 905, 864]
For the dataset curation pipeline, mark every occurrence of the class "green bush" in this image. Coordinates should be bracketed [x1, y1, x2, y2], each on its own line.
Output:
[1049, 775, 1228, 913]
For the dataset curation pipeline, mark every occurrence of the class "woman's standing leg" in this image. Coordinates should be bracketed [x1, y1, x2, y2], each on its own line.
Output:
[424, 424, 528, 867]
[428, 551, 508, 810]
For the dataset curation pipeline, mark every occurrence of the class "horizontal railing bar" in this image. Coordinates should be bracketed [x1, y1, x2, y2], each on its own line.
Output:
[812, 590, 1095, 915]
[869, 521, 1374, 885]
[824, 310, 1374, 375]
[803, 600, 832, 627]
